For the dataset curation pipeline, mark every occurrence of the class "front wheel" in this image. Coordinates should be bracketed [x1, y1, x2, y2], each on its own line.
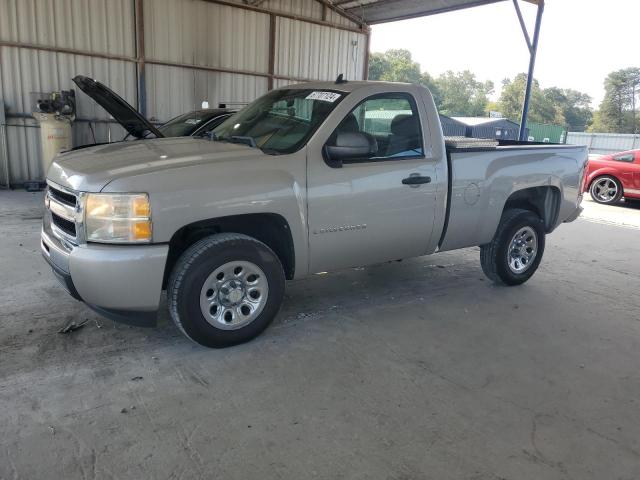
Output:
[480, 209, 546, 286]
[168, 233, 285, 348]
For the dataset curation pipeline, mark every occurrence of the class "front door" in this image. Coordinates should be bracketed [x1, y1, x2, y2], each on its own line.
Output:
[632, 152, 640, 195]
[306, 92, 439, 273]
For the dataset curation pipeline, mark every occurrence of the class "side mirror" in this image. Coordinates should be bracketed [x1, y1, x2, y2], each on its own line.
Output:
[324, 132, 377, 167]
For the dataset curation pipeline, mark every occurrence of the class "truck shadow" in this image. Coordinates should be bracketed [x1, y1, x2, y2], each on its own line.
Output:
[137, 251, 489, 347]
[8, 245, 562, 372]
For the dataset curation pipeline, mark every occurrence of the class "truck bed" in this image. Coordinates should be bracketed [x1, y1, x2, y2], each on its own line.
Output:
[438, 138, 588, 252]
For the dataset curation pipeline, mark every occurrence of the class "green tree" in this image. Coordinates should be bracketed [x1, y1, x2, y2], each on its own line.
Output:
[592, 68, 640, 133]
[543, 87, 593, 131]
[587, 110, 606, 133]
[420, 71, 442, 108]
[367, 49, 421, 83]
[367, 53, 390, 82]
[499, 73, 557, 124]
[367, 49, 442, 107]
[484, 100, 501, 116]
[434, 70, 493, 117]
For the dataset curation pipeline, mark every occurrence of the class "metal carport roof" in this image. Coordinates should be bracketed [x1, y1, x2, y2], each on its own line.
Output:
[333, 0, 541, 25]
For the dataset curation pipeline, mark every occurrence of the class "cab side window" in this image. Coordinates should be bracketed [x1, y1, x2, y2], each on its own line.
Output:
[328, 93, 424, 163]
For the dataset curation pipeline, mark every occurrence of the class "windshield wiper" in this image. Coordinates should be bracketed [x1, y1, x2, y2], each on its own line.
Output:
[260, 147, 281, 155]
[230, 136, 257, 148]
[210, 133, 278, 154]
[207, 131, 230, 142]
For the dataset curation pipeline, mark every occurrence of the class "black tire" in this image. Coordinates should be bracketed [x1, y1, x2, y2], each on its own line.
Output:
[589, 175, 623, 204]
[480, 208, 546, 286]
[168, 233, 285, 348]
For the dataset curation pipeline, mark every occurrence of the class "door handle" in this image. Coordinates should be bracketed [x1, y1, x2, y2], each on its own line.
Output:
[402, 174, 431, 186]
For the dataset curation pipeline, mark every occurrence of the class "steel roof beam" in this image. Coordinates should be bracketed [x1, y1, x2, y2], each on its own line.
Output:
[512, 0, 532, 53]
[518, 0, 545, 141]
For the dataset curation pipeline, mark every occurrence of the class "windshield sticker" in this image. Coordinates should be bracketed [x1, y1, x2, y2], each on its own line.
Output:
[185, 118, 202, 124]
[305, 91, 342, 103]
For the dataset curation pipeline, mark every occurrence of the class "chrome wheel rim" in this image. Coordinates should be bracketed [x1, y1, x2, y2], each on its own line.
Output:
[199, 261, 269, 330]
[592, 177, 618, 203]
[507, 226, 538, 274]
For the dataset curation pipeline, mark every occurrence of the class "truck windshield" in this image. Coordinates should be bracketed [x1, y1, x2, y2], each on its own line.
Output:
[212, 89, 345, 154]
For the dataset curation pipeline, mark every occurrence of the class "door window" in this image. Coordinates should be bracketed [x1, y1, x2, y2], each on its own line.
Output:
[327, 93, 424, 162]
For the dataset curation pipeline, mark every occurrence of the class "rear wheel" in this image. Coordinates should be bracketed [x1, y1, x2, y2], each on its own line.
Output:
[480, 209, 545, 286]
[590, 175, 623, 204]
[168, 233, 285, 348]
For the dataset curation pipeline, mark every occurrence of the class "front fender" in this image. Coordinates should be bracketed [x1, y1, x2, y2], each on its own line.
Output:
[103, 151, 309, 277]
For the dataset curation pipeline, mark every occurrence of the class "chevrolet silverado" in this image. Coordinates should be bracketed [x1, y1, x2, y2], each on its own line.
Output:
[41, 79, 587, 347]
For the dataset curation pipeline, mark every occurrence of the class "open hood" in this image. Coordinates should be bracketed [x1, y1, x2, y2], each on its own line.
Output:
[72, 75, 164, 140]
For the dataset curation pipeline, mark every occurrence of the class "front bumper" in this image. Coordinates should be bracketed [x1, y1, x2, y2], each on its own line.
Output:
[41, 217, 168, 327]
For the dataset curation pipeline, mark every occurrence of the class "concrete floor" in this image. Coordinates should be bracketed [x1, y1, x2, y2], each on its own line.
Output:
[1, 190, 639, 480]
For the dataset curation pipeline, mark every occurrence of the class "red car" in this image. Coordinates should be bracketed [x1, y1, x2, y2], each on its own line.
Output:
[584, 149, 640, 204]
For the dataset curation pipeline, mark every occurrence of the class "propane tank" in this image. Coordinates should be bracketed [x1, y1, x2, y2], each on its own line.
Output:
[31, 90, 75, 187]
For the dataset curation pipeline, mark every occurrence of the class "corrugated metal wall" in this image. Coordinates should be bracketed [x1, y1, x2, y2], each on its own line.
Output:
[0, 48, 134, 182]
[0, 0, 136, 184]
[0, 0, 136, 55]
[567, 132, 640, 155]
[225, 0, 359, 28]
[144, 0, 270, 74]
[0, 0, 368, 185]
[145, 64, 267, 121]
[275, 18, 365, 82]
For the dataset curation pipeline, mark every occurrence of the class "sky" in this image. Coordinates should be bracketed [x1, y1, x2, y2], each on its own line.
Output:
[370, 0, 639, 107]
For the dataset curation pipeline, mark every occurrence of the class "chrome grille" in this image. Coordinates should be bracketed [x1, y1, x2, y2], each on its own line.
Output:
[46, 183, 80, 243]
[51, 212, 76, 237]
[49, 185, 76, 207]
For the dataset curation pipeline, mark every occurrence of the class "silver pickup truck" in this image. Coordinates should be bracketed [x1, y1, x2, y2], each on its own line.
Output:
[41, 80, 587, 347]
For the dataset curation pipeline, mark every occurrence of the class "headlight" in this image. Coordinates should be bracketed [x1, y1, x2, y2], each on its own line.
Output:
[84, 193, 152, 243]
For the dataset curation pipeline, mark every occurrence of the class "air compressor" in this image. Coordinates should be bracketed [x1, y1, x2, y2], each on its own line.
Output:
[30, 90, 76, 189]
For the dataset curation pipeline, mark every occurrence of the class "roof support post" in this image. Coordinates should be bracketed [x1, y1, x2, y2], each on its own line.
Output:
[518, 0, 544, 141]
[268, 13, 276, 91]
[134, 0, 146, 117]
[362, 30, 371, 80]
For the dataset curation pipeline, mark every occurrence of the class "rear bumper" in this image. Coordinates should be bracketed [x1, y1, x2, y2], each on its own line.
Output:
[564, 205, 583, 223]
[41, 219, 168, 327]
